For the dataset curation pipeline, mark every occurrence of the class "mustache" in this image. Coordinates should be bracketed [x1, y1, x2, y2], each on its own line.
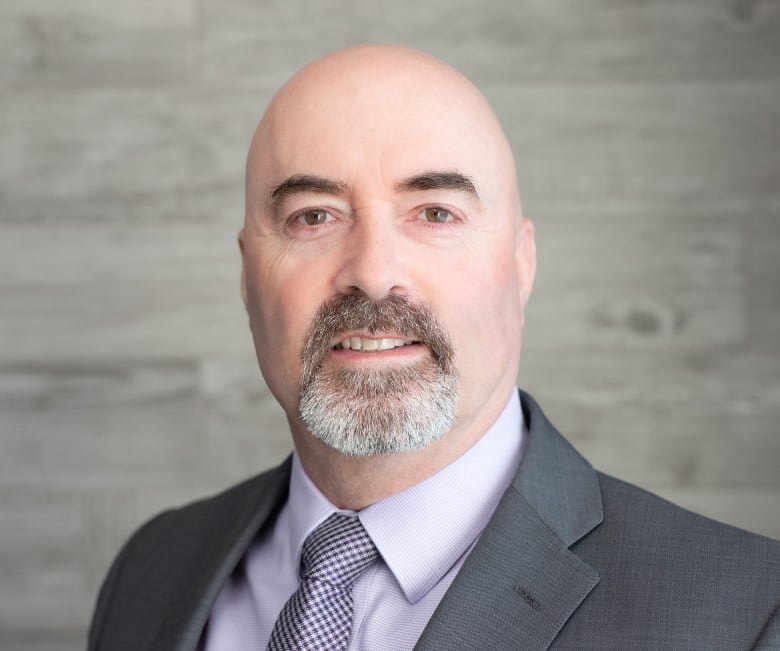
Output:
[301, 293, 455, 380]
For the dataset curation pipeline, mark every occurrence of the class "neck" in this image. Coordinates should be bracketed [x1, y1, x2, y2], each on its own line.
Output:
[292, 441, 462, 511]
[288, 390, 513, 510]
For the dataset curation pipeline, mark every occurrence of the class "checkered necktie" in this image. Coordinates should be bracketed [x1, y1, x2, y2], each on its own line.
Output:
[267, 513, 378, 651]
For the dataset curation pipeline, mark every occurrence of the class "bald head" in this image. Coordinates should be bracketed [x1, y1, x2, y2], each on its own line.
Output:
[246, 44, 521, 223]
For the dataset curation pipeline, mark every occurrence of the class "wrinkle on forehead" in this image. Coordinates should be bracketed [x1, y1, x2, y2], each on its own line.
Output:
[245, 44, 521, 220]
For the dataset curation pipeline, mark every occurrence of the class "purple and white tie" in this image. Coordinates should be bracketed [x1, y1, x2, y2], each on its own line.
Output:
[267, 513, 378, 651]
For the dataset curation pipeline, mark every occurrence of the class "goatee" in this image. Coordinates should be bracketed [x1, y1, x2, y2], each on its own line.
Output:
[299, 294, 458, 456]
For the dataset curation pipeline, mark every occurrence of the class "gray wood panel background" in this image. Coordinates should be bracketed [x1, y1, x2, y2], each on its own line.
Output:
[1, 1, 778, 648]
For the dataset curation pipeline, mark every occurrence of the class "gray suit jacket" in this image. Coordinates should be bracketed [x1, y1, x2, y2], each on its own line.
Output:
[89, 392, 780, 650]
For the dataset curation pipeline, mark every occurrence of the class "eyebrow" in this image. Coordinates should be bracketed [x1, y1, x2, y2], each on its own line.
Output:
[270, 174, 347, 208]
[268, 170, 479, 210]
[395, 171, 479, 199]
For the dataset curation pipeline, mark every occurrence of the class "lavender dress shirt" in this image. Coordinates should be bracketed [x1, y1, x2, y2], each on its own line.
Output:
[201, 391, 525, 650]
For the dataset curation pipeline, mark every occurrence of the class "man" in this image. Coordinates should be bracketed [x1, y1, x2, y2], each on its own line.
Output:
[89, 44, 780, 650]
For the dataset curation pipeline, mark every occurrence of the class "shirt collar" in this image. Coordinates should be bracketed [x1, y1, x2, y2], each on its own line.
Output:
[286, 390, 525, 604]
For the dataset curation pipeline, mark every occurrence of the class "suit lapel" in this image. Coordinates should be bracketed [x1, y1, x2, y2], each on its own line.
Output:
[416, 391, 603, 650]
[155, 457, 292, 651]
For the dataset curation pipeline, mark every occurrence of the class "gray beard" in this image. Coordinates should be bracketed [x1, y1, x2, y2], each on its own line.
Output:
[299, 359, 457, 456]
[297, 293, 458, 456]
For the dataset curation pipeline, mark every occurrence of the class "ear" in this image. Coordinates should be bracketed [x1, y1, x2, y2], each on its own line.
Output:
[238, 227, 249, 311]
[515, 216, 537, 310]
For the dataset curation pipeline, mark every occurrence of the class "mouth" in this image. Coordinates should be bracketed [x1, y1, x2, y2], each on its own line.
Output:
[302, 294, 454, 381]
[332, 336, 419, 352]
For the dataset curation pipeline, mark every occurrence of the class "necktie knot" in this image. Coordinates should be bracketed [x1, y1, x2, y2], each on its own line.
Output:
[268, 513, 378, 651]
[302, 513, 378, 590]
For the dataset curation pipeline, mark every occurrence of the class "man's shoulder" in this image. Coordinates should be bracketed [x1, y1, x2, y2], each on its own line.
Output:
[88, 457, 292, 651]
[123, 456, 292, 556]
[562, 470, 780, 646]
[521, 390, 780, 567]
[594, 470, 780, 559]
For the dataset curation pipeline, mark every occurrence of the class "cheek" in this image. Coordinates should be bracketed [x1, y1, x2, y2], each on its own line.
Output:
[443, 247, 523, 373]
[246, 256, 325, 400]
[258, 282, 310, 357]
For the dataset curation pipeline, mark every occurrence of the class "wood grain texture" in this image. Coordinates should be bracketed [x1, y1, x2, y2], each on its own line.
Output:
[0, 0, 197, 89]
[200, 0, 780, 82]
[1, 0, 779, 644]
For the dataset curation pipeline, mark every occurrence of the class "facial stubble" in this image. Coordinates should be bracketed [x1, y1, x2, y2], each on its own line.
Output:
[299, 294, 458, 456]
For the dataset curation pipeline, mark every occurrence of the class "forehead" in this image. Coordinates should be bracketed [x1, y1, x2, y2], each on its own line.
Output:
[253, 71, 503, 199]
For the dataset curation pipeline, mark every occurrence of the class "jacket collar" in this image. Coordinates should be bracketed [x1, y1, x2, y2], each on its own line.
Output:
[513, 390, 604, 547]
[157, 458, 292, 651]
[415, 390, 603, 650]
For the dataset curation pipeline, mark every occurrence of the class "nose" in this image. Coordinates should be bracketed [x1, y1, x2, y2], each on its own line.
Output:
[333, 214, 408, 301]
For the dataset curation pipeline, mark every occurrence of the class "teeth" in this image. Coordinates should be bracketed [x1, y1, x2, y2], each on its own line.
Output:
[362, 338, 379, 351]
[337, 337, 415, 352]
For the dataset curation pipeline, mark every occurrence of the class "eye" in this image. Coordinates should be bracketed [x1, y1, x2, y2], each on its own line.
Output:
[418, 207, 455, 224]
[293, 208, 333, 226]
